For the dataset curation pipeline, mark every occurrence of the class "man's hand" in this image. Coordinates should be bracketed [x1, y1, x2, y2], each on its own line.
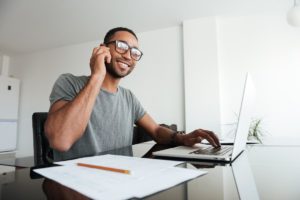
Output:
[179, 129, 221, 148]
[135, 114, 220, 148]
[89, 44, 111, 79]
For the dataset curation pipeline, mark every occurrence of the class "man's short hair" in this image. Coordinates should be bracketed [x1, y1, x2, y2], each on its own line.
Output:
[104, 27, 138, 44]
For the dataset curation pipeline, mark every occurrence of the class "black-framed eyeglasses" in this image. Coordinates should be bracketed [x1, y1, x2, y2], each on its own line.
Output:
[105, 40, 143, 61]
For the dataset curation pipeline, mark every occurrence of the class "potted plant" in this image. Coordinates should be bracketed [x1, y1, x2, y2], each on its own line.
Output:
[248, 118, 264, 143]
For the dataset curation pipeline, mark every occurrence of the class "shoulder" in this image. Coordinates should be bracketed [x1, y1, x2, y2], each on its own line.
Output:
[58, 73, 88, 83]
[56, 73, 88, 87]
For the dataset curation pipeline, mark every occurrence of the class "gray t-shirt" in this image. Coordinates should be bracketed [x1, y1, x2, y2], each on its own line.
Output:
[49, 73, 146, 161]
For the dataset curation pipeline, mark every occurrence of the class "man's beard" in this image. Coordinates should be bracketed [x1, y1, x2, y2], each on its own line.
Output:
[105, 61, 132, 78]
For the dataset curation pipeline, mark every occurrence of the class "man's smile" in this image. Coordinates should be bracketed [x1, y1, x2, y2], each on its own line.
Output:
[116, 59, 131, 69]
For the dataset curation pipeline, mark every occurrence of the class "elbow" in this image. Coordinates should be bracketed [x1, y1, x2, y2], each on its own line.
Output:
[49, 139, 72, 152]
[44, 121, 72, 152]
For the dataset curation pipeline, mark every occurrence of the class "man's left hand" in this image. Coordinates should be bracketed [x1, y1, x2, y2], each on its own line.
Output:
[179, 129, 221, 148]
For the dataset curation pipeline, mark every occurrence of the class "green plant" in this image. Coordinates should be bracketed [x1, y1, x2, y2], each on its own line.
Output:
[248, 118, 264, 143]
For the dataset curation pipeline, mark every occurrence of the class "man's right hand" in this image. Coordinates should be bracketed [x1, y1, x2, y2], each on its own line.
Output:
[89, 44, 111, 80]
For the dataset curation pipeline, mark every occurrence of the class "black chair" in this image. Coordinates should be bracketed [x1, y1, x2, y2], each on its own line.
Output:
[32, 112, 53, 166]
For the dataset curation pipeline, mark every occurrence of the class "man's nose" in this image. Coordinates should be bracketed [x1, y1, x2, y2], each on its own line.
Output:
[122, 49, 131, 60]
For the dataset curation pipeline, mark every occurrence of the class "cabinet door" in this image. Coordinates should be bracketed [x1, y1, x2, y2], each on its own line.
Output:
[0, 76, 20, 119]
[0, 121, 17, 151]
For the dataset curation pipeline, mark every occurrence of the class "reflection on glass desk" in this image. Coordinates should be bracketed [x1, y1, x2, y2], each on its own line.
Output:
[1, 142, 300, 200]
[0, 157, 34, 168]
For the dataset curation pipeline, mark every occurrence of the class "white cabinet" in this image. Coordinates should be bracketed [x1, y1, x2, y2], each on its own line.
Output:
[0, 76, 20, 119]
[0, 121, 18, 151]
[0, 75, 20, 152]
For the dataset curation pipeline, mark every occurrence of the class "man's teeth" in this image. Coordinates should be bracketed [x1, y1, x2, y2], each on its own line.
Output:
[119, 62, 128, 68]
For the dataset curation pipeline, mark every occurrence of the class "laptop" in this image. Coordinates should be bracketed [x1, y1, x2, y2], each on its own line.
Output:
[153, 73, 256, 162]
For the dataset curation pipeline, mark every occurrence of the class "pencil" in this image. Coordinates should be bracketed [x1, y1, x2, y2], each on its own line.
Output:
[77, 163, 131, 175]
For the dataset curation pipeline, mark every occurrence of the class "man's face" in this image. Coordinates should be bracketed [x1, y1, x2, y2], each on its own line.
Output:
[105, 31, 139, 78]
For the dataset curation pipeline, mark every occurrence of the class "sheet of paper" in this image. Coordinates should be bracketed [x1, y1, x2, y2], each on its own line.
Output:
[55, 154, 183, 178]
[35, 155, 206, 200]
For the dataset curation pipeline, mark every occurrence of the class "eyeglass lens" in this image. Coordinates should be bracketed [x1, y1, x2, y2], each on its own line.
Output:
[115, 41, 142, 61]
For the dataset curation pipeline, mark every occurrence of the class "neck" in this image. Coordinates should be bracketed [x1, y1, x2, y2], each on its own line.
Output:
[101, 74, 121, 93]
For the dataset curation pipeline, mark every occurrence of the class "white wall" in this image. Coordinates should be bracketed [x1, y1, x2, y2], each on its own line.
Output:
[182, 15, 300, 141]
[183, 17, 221, 134]
[217, 15, 300, 140]
[10, 26, 184, 157]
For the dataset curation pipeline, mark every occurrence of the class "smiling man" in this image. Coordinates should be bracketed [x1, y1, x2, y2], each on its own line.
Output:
[45, 27, 220, 161]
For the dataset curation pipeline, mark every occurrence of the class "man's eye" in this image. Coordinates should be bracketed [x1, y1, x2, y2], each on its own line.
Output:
[118, 43, 128, 49]
[132, 49, 141, 56]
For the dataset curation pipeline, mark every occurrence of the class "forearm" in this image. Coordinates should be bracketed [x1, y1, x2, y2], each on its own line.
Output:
[153, 126, 184, 145]
[45, 75, 104, 151]
[136, 114, 184, 146]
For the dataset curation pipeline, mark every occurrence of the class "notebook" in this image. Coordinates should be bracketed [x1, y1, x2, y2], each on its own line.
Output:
[153, 73, 256, 162]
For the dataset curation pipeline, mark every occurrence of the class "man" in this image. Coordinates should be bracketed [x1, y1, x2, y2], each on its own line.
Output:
[45, 27, 220, 161]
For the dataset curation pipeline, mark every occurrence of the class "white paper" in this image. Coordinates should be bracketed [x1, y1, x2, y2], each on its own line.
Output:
[35, 154, 206, 200]
[55, 154, 183, 178]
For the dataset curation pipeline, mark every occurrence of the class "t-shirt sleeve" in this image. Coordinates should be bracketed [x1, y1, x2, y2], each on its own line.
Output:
[49, 73, 79, 105]
[129, 91, 146, 123]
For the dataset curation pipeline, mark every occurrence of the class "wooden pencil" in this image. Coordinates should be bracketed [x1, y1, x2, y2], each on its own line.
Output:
[77, 163, 131, 175]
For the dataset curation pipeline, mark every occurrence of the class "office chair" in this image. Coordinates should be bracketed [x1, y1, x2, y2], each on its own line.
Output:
[32, 112, 53, 166]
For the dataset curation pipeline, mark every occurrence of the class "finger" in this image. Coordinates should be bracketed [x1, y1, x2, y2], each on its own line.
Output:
[89, 59, 94, 67]
[90, 55, 95, 67]
[105, 53, 112, 63]
[205, 134, 218, 148]
[92, 46, 103, 55]
[95, 47, 103, 55]
[191, 130, 218, 147]
[200, 129, 221, 147]
[95, 45, 110, 55]
[92, 43, 108, 54]
[97, 45, 111, 61]
[94, 48, 109, 57]
[90, 45, 110, 68]
[93, 50, 111, 66]
[92, 47, 99, 55]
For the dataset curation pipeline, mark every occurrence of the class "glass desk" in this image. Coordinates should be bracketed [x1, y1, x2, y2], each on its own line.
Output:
[0, 142, 300, 200]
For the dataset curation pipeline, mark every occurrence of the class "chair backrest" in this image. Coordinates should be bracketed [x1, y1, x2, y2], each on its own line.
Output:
[32, 112, 53, 166]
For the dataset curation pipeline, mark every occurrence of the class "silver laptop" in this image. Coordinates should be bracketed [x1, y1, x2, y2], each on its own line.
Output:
[153, 73, 256, 162]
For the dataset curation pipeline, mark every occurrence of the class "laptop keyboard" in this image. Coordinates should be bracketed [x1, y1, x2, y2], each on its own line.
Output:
[189, 146, 233, 156]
